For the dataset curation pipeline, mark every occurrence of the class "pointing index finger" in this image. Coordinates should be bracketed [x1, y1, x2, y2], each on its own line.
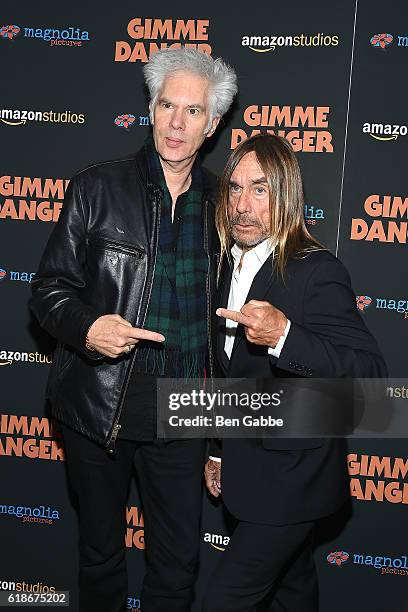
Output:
[216, 308, 250, 326]
[127, 327, 165, 343]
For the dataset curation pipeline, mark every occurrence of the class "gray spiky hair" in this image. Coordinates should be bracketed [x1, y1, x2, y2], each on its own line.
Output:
[143, 48, 237, 131]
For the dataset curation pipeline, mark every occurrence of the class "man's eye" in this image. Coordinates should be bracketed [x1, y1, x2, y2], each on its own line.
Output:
[229, 184, 241, 193]
[162, 103, 172, 109]
[255, 187, 267, 194]
[188, 108, 199, 115]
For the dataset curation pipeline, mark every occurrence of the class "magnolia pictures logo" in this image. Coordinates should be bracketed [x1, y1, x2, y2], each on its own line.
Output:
[356, 295, 408, 318]
[115, 114, 136, 129]
[0, 25, 20, 40]
[0, 267, 36, 283]
[0, 503, 60, 525]
[327, 551, 349, 566]
[327, 549, 408, 577]
[370, 32, 408, 49]
[370, 33, 393, 49]
[304, 204, 324, 226]
[356, 295, 372, 312]
[114, 114, 150, 130]
[127, 595, 141, 611]
[0, 23, 89, 46]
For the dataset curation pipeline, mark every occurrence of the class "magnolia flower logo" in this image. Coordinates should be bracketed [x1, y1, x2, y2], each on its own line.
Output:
[114, 114, 136, 129]
[356, 296, 372, 312]
[327, 551, 349, 566]
[370, 33, 393, 49]
[0, 25, 20, 40]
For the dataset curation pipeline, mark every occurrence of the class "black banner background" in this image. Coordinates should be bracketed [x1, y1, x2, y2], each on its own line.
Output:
[1, 1, 406, 610]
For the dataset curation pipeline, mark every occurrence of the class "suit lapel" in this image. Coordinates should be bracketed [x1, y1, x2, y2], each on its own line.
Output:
[245, 254, 276, 303]
[229, 254, 278, 359]
[216, 259, 233, 372]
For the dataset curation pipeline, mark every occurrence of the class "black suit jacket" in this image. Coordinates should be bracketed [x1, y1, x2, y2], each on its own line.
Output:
[211, 249, 387, 525]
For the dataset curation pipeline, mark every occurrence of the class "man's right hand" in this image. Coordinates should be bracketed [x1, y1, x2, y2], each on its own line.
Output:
[86, 314, 165, 358]
[204, 459, 222, 498]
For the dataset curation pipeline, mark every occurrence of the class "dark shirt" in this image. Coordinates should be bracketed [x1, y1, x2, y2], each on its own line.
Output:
[117, 372, 157, 441]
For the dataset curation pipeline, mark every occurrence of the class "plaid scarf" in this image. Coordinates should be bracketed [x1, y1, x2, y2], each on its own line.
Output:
[135, 136, 208, 377]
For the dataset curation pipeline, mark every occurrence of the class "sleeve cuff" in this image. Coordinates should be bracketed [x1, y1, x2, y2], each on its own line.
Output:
[268, 319, 291, 358]
[209, 456, 222, 462]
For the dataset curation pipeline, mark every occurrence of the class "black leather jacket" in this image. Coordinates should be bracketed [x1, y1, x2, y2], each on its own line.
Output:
[29, 147, 220, 453]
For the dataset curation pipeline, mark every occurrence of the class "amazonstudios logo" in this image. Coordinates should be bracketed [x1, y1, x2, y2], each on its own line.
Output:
[241, 32, 339, 53]
[0, 108, 85, 127]
[203, 532, 230, 551]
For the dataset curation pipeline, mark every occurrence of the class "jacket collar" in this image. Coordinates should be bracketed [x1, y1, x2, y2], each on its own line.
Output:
[134, 139, 219, 203]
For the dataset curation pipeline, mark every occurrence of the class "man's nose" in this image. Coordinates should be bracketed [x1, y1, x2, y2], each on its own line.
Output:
[170, 108, 185, 130]
[236, 190, 252, 214]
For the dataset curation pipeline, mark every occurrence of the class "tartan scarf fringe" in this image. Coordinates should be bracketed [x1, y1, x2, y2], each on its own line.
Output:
[136, 346, 205, 379]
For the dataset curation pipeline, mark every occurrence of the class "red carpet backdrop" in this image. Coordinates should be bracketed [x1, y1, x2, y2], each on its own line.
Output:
[0, 0, 406, 610]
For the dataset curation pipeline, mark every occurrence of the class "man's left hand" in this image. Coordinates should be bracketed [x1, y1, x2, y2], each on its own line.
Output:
[216, 300, 287, 348]
[204, 459, 222, 498]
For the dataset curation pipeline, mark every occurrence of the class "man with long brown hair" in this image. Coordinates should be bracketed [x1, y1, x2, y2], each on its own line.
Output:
[203, 134, 386, 611]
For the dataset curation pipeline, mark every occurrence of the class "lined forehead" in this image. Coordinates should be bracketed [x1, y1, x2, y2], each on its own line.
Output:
[230, 152, 266, 184]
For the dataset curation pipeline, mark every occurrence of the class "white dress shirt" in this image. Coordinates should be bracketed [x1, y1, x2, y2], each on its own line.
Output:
[224, 240, 291, 359]
[209, 240, 290, 463]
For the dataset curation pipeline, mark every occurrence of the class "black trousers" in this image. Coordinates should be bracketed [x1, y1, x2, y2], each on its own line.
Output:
[60, 423, 205, 612]
[202, 519, 317, 612]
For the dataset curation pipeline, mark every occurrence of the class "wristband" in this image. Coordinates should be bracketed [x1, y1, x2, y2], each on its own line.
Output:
[85, 325, 96, 352]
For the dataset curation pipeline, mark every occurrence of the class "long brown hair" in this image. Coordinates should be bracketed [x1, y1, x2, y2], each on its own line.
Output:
[216, 134, 325, 278]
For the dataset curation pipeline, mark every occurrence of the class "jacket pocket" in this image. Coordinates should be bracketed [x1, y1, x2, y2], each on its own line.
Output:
[88, 237, 145, 258]
[84, 238, 147, 322]
[55, 345, 75, 379]
[46, 344, 75, 401]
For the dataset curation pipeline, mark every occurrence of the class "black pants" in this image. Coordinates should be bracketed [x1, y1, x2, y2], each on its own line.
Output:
[202, 520, 317, 612]
[60, 423, 205, 612]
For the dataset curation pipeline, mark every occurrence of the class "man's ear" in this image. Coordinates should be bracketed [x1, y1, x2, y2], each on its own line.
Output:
[206, 116, 221, 138]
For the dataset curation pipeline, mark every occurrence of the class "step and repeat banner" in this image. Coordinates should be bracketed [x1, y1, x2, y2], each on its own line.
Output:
[0, 0, 406, 610]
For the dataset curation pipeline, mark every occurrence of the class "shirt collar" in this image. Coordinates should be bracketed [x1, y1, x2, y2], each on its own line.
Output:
[231, 239, 274, 268]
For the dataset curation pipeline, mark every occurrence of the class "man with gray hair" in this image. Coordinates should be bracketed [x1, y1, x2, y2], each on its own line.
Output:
[29, 48, 237, 612]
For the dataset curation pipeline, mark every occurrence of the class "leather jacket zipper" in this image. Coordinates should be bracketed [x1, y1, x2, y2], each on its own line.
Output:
[109, 422, 122, 447]
[90, 238, 145, 257]
[105, 189, 162, 455]
[203, 199, 215, 380]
